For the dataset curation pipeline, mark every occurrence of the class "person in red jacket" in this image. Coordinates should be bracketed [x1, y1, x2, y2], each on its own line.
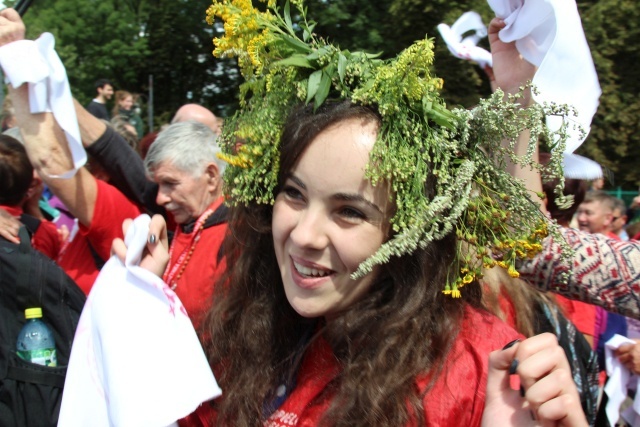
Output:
[0, 134, 60, 258]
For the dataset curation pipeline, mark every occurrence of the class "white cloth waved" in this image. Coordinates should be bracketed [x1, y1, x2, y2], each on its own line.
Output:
[58, 214, 222, 427]
[437, 0, 601, 156]
[0, 33, 85, 178]
[436, 12, 493, 68]
[488, 0, 601, 154]
[604, 334, 640, 427]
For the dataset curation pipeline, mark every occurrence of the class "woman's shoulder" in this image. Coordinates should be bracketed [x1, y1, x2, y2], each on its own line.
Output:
[460, 305, 521, 348]
[418, 305, 521, 426]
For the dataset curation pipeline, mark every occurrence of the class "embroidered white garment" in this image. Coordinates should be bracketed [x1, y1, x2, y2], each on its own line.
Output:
[604, 334, 640, 427]
[436, 12, 493, 68]
[59, 214, 222, 427]
[0, 33, 85, 178]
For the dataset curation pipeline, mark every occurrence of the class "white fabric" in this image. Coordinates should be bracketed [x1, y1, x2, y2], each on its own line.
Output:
[59, 214, 222, 427]
[488, 0, 601, 154]
[562, 153, 602, 180]
[436, 12, 493, 68]
[0, 33, 86, 178]
[604, 334, 640, 427]
[437, 0, 601, 157]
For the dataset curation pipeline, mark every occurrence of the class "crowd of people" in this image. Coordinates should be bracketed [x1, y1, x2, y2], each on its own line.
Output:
[2, 2, 640, 427]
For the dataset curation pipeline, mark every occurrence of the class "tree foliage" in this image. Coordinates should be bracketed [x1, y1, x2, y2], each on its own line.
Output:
[13, 0, 240, 130]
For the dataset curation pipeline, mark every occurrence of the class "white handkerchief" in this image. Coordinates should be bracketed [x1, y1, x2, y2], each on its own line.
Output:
[0, 34, 86, 178]
[604, 334, 640, 427]
[488, 0, 601, 154]
[59, 214, 221, 427]
[437, 12, 493, 68]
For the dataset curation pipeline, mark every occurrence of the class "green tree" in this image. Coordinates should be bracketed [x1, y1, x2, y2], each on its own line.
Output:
[577, 0, 640, 188]
[12, 0, 241, 129]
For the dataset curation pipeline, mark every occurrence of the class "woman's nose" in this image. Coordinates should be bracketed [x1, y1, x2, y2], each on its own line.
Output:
[289, 208, 330, 250]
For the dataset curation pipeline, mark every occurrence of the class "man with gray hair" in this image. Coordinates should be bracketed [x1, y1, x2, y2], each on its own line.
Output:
[72, 109, 228, 326]
[140, 121, 228, 326]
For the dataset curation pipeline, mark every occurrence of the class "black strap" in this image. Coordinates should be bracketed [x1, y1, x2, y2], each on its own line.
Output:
[86, 241, 106, 270]
[6, 365, 65, 388]
[19, 214, 42, 236]
[16, 227, 34, 310]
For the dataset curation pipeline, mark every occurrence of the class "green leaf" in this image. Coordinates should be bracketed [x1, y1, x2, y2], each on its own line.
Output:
[338, 53, 347, 83]
[365, 51, 383, 59]
[306, 69, 322, 104]
[314, 71, 332, 109]
[284, 1, 293, 32]
[273, 55, 314, 69]
[427, 105, 456, 130]
[280, 34, 312, 53]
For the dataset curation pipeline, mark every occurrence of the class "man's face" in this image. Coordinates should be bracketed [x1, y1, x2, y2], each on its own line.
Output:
[611, 208, 627, 234]
[98, 84, 114, 100]
[153, 160, 217, 224]
[576, 200, 613, 234]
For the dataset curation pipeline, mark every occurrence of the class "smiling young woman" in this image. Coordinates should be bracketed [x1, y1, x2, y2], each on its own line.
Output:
[192, 101, 582, 427]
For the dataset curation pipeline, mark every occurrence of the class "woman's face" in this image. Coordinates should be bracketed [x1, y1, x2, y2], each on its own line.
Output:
[119, 95, 133, 110]
[272, 118, 391, 319]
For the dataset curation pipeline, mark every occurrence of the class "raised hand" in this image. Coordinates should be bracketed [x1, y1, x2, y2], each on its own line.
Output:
[487, 17, 536, 104]
[483, 333, 588, 427]
[0, 8, 25, 47]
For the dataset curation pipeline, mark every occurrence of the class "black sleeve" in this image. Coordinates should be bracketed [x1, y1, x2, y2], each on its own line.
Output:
[85, 126, 166, 217]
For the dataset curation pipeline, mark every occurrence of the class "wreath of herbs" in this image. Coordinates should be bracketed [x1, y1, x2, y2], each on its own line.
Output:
[206, 0, 573, 297]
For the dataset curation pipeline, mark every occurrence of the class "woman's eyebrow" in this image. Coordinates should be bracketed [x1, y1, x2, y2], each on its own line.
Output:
[288, 174, 306, 190]
[331, 193, 383, 214]
[288, 174, 384, 214]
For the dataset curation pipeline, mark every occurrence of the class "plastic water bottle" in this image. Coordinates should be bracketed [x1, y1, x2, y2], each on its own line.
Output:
[16, 308, 57, 367]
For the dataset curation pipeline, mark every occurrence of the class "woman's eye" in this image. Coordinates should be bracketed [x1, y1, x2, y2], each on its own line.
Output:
[339, 207, 366, 220]
[282, 186, 303, 200]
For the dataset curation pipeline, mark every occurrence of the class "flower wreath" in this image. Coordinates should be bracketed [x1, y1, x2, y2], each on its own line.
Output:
[206, 0, 573, 296]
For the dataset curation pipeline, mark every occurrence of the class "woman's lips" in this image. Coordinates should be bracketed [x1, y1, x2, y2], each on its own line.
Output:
[289, 256, 334, 290]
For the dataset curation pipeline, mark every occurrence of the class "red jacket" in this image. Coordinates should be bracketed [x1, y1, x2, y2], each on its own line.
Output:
[181, 306, 519, 426]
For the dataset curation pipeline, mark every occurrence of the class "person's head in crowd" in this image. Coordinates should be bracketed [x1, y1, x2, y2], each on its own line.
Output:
[113, 90, 133, 116]
[144, 122, 224, 224]
[171, 104, 219, 134]
[1, 96, 16, 132]
[576, 190, 617, 235]
[610, 197, 628, 236]
[94, 78, 114, 103]
[138, 131, 159, 159]
[0, 134, 35, 207]
[539, 152, 588, 227]
[589, 177, 604, 191]
[110, 115, 138, 152]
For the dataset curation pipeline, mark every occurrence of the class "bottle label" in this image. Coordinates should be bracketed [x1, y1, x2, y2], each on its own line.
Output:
[16, 348, 57, 367]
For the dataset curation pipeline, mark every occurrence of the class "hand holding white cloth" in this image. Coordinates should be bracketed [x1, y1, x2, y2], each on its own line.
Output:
[59, 214, 222, 427]
[0, 33, 86, 178]
[438, 0, 601, 156]
[604, 334, 640, 427]
[488, 0, 601, 154]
